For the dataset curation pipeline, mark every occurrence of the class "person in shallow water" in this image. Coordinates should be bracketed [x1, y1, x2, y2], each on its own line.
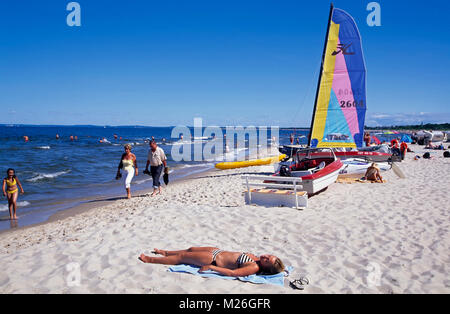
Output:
[2, 168, 24, 220]
[116, 144, 138, 199]
[139, 247, 285, 277]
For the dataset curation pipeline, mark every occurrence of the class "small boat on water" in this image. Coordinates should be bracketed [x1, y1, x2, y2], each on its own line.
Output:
[274, 148, 344, 195]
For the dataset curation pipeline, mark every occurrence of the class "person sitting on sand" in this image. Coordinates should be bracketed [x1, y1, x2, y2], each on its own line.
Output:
[363, 163, 383, 182]
[2, 168, 24, 220]
[139, 247, 285, 277]
[116, 144, 138, 199]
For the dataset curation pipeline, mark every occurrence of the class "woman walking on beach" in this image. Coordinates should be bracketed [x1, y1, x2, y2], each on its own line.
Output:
[139, 247, 285, 277]
[2, 169, 24, 220]
[144, 140, 167, 196]
[116, 144, 138, 199]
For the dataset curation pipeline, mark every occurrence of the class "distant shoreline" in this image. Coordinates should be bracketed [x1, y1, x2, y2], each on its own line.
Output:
[1, 123, 449, 130]
[365, 123, 450, 131]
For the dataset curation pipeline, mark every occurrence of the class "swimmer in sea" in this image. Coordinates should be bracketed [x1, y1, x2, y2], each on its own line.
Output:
[2, 168, 24, 220]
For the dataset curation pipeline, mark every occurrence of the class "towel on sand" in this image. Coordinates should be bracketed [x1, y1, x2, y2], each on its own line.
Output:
[337, 178, 387, 184]
[168, 264, 293, 286]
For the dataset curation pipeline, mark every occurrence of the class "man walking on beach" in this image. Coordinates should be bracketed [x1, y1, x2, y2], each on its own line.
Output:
[145, 140, 167, 196]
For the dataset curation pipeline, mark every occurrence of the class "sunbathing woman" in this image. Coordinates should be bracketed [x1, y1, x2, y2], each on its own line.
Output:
[2, 168, 24, 220]
[139, 247, 285, 277]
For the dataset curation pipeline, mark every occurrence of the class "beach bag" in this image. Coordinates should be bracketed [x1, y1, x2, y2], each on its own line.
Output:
[444, 151, 450, 158]
[423, 152, 431, 159]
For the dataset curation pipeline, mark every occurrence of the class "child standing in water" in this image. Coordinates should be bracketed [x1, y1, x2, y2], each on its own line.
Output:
[2, 169, 24, 220]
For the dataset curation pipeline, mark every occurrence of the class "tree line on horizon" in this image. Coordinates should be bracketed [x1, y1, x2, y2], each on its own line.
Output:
[365, 123, 450, 131]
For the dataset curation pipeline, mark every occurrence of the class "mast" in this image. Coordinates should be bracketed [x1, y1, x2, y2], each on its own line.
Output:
[308, 3, 334, 147]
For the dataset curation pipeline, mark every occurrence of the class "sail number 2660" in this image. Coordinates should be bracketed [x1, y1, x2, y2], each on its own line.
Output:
[340, 100, 365, 108]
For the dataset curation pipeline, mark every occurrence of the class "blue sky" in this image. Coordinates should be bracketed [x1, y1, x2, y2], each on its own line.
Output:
[1, 0, 449, 126]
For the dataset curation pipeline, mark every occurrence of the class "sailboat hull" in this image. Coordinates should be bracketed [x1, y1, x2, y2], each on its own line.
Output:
[324, 151, 391, 162]
[290, 159, 343, 194]
[338, 159, 391, 178]
[279, 145, 393, 162]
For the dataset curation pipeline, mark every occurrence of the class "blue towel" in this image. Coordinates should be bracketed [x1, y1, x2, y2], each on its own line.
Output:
[168, 264, 293, 287]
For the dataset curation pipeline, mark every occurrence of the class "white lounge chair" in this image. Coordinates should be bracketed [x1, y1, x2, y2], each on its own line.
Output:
[242, 175, 308, 209]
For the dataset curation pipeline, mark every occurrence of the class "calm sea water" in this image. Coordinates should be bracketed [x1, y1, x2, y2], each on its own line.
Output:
[0, 125, 293, 230]
[0, 125, 401, 230]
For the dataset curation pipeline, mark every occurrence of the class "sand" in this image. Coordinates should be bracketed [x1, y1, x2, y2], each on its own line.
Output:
[0, 144, 449, 294]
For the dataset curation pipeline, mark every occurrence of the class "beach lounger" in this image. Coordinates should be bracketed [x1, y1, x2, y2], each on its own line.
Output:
[242, 175, 308, 209]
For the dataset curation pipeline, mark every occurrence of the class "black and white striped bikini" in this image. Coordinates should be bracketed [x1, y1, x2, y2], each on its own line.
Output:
[236, 252, 255, 267]
[211, 249, 255, 267]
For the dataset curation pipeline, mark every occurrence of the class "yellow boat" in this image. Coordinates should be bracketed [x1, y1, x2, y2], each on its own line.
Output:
[215, 154, 286, 170]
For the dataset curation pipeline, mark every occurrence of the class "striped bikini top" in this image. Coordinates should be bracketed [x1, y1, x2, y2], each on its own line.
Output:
[236, 253, 255, 267]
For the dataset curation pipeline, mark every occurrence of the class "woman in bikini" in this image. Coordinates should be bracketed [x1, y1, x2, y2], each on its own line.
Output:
[2, 169, 24, 220]
[139, 247, 285, 277]
[116, 144, 138, 199]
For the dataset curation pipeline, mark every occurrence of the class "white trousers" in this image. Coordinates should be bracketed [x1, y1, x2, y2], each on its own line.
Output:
[124, 168, 135, 189]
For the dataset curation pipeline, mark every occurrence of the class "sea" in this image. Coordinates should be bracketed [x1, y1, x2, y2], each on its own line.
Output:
[0, 125, 303, 230]
[0, 125, 404, 230]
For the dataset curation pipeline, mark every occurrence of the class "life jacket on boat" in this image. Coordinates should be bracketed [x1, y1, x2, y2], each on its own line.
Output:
[296, 159, 318, 170]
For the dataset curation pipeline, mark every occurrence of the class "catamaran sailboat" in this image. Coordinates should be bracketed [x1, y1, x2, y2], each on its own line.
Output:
[279, 4, 395, 163]
[274, 4, 393, 189]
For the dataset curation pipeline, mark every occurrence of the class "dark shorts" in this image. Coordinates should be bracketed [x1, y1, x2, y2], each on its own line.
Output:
[150, 164, 163, 188]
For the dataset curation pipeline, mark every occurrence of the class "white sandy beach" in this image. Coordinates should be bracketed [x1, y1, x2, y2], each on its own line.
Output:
[0, 144, 449, 294]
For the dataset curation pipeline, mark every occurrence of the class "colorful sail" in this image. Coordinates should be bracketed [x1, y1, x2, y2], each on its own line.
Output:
[309, 6, 367, 148]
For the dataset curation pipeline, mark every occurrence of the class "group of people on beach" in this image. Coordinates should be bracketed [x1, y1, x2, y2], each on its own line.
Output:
[1, 137, 168, 220]
[6, 135, 287, 278]
[116, 140, 168, 199]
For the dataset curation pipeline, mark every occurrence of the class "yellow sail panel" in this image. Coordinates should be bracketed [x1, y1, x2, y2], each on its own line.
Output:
[310, 22, 352, 148]
[310, 7, 367, 149]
